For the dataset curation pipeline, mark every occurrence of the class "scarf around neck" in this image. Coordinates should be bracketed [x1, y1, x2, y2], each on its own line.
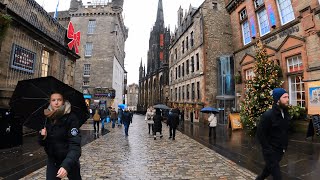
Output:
[44, 101, 71, 121]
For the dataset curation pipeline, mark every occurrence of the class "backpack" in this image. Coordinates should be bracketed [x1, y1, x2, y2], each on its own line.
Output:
[93, 110, 100, 121]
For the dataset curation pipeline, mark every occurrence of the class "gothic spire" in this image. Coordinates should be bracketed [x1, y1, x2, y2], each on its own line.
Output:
[156, 0, 164, 26]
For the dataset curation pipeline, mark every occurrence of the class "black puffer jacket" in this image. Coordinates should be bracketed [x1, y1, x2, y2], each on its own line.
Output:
[153, 110, 163, 132]
[257, 104, 290, 153]
[39, 112, 81, 173]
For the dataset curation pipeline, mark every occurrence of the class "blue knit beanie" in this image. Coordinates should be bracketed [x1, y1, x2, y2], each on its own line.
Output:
[272, 88, 287, 102]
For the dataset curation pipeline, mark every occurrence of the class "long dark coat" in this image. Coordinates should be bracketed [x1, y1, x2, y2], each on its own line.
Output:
[153, 114, 163, 132]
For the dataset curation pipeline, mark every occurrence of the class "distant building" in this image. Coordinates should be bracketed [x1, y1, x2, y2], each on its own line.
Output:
[126, 83, 139, 111]
[55, 0, 128, 109]
[0, 0, 79, 109]
[137, 0, 171, 112]
[169, 0, 234, 123]
[226, 0, 320, 110]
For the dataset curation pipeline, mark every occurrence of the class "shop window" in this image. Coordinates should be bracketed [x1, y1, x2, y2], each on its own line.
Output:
[245, 68, 255, 80]
[289, 75, 305, 107]
[287, 55, 303, 72]
[257, 8, 270, 36]
[277, 0, 295, 25]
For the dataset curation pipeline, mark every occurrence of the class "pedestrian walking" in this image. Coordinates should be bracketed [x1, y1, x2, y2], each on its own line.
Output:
[39, 92, 81, 180]
[122, 108, 132, 136]
[99, 108, 107, 133]
[167, 109, 179, 140]
[118, 108, 123, 127]
[208, 113, 217, 138]
[110, 107, 117, 128]
[153, 108, 163, 140]
[256, 88, 290, 180]
[145, 106, 155, 134]
[92, 108, 101, 134]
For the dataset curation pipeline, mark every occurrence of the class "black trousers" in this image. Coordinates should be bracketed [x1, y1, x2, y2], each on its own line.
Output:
[169, 127, 176, 138]
[93, 121, 99, 133]
[46, 158, 81, 180]
[209, 127, 216, 137]
[257, 151, 284, 180]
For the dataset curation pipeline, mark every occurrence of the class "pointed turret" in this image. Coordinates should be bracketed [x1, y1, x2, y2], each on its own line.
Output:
[156, 0, 164, 26]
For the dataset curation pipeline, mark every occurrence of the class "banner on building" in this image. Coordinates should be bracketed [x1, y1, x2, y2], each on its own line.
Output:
[159, 51, 163, 61]
[307, 81, 320, 115]
[159, 34, 164, 47]
[10, 44, 36, 73]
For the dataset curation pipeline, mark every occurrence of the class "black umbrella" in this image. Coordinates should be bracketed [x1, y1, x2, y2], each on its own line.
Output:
[9, 76, 89, 130]
[153, 104, 170, 110]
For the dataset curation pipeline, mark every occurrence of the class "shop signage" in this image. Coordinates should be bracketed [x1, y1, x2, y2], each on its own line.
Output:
[83, 94, 92, 99]
[263, 25, 299, 44]
[10, 44, 36, 73]
[307, 81, 320, 115]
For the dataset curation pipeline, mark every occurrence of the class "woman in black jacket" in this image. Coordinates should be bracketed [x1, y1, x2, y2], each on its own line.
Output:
[153, 109, 163, 140]
[39, 92, 81, 180]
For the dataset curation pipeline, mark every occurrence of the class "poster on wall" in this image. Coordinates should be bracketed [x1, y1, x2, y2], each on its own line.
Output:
[308, 81, 320, 115]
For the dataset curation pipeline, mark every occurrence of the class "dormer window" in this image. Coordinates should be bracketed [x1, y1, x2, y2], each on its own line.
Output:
[239, 8, 247, 21]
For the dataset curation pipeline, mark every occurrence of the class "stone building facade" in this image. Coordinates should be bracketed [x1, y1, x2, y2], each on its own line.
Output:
[137, 0, 171, 112]
[0, 0, 79, 109]
[169, 0, 234, 123]
[56, 0, 128, 109]
[126, 83, 138, 111]
[226, 0, 320, 110]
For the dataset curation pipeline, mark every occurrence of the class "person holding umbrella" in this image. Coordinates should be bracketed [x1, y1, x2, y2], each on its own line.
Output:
[39, 91, 81, 179]
[208, 113, 217, 138]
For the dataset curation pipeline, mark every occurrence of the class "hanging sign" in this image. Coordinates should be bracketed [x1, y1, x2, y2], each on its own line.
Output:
[67, 21, 81, 54]
[10, 44, 36, 73]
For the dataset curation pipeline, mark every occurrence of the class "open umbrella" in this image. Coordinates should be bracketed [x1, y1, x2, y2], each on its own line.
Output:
[118, 104, 127, 110]
[153, 104, 170, 110]
[200, 107, 219, 114]
[9, 76, 89, 130]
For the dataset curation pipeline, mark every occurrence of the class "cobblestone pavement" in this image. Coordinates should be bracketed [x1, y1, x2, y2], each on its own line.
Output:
[21, 115, 256, 180]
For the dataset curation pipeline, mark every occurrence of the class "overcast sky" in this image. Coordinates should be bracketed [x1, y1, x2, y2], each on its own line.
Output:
[35, 0, 204, 85]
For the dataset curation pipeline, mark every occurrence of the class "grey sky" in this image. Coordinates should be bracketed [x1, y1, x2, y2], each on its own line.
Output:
[35, 0, 204, 85]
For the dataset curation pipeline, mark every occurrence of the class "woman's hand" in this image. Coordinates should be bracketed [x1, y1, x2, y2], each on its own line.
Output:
[40, 128, 47, 136]
[56, 167, 68, 178]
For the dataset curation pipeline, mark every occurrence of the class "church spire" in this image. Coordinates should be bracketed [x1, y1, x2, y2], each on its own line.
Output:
[156, 0, 164, 26]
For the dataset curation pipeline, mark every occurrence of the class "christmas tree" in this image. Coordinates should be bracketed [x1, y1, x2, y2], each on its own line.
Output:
[240, 39, 283, 133]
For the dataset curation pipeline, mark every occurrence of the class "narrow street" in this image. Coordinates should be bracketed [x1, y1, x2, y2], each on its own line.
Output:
[21, 115, 256, 180]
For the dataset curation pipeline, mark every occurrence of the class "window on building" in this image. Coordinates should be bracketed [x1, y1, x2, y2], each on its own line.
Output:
[186, 60, 189, 75]
[170, 70, 172, 82]
[186, 36, 189, 50]
[171, 89, 173, 100]
[178, 65, 181, 78]
[192, 83, 195, 100]
[289, 75, 305, 107]
[191, 56, 195, 73]
[217, 56, 235, 96]
[41, 50, 50, 77]
[83, 80, 89, 86]
[287, 55, 303, 72]
[179, 87, 181, 101]
[175, 88, 178, 101]
[187, 84, 190, 100]
[242, 21, 251, 45]
[182, 41, 185, 54]
[191, 31, 194, 47]
[245, 68, 255, 80]
[182, 85, 185, 100]
[85, 42, 93, 57]
[239, 8, 247, 21]
[257, 8, 270, 36]
[277, 0, 295, 25]
[197, 82, 200, 99]
[83, 64, 91, 76]
[213, 2, 218, 10]
[87, 20, 96, 34]
[175, 48, 177, 60]
[175, 67, 178, 79]
[196, 53, 200, 71]
[182, 63, 185, 77]
[254, 0, 264, 9]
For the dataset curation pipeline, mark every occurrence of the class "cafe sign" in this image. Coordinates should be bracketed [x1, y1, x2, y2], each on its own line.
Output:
[10, 44, 36, 73]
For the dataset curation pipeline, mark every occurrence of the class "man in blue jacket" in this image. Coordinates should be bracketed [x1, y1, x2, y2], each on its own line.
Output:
[256, 88, 290, 180]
